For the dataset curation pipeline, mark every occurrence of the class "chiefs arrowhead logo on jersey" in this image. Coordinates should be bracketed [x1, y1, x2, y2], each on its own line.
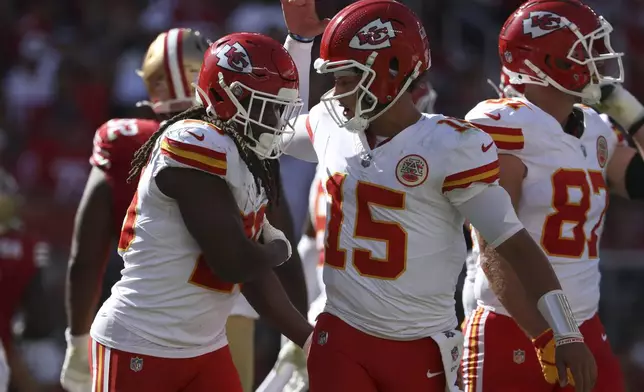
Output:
[523, 11, 566, 38]
[396, 154, 428, 187]
[349, 18, 396, 50]
[216, 42, 252, 73]
[596, 135, 608, 168]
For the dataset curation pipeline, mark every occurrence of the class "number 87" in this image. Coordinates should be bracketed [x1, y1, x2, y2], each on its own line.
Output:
[541, 169, 608, 259]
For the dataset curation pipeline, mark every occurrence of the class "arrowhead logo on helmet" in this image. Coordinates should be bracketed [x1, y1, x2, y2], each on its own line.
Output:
[349, 18, 396, 50]
[522, 11, 565, 38]
[216, 42, 252, 73]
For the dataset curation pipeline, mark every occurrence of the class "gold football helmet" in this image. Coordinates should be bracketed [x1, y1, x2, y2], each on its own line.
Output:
[137, 28, 209, 114]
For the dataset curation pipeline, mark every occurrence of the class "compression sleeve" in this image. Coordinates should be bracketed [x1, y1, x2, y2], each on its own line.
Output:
[455, 183, 524, 248]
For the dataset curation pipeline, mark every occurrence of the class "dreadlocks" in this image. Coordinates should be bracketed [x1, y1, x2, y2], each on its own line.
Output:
[128, 106, 282, 205]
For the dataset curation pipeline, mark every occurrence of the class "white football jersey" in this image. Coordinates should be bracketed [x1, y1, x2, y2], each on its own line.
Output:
[90, 119, 267, 358]
[466, 98, 622, 323]
[304, 103, 502, 339]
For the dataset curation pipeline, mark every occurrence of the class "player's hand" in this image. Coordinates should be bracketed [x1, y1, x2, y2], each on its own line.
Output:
[277, 339, 308, 372]
[60, 330, 92, 392]
[533, 329, 597, 392]
[262, 217, 292, 263]
[281, 0, 330, 39]
[594, 82, 644, 133]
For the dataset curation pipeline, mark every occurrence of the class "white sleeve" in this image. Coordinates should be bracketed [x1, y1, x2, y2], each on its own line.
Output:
[283, 36, 317, 162]
[455, 184, 523, 248]
[284, 36, 312, 114]
[284, 114, 318, 162]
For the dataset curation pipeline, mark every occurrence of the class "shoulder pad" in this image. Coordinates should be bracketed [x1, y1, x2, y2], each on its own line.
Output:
[159, 119, 235, 178]
[90, 118, 160, 171]
[465, 98, 532, 151]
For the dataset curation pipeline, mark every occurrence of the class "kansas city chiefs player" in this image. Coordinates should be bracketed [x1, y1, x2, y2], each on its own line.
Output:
[256, 73, 438, 392]
[462, 1, 644, 391]
[61, 28, 208, 392]
[88, 32, 312, 391]
[281, 0, 596, 391]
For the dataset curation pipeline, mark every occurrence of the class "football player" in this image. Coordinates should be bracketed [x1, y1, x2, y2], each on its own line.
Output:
[87, 32, 313, 392]
[256, 69, 439, 392]
[61, 28, 208, 392]
[280, 0, 597, 391]
[462, 1, 644, 391]
[0, 169, 52, 391]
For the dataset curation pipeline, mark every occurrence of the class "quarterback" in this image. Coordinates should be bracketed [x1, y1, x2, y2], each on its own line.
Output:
[86, 32, 312, 392]
[463, 1, 644, 391]
[281, 0, 597, 391]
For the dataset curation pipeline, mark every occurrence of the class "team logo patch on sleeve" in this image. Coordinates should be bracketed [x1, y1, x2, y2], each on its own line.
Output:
[395, 154, 428, 187]
[596, 135, 608, 168]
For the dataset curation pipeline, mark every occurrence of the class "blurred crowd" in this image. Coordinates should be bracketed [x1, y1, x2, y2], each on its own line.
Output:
[1, 0, 644, 390]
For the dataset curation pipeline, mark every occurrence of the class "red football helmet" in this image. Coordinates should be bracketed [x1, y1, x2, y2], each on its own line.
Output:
[195, 33, 302, 159]
[499, 0, 623, 104]
[314, 0, 431, 132]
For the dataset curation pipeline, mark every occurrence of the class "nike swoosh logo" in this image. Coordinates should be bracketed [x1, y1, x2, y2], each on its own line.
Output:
[426, 370, 444, 379]
[485, 112, 501, 121]
[187, 131, 205, 141]
[481, 142, 494, 152]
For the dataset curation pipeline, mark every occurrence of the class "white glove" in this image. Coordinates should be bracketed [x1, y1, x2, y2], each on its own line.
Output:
[60, 329, 92, 392]
[594, 83, 644, 133]
[262, 217, 292, 263]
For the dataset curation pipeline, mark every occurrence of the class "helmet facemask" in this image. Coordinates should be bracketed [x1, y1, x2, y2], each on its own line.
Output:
[314, 53, 422, 133]
[506, 16, 623, 104]
[195, 73, 303, 160]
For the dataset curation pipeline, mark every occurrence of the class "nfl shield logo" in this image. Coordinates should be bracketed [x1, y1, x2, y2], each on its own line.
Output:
[451, 346, 459, 362]
[317, 331, 328, 346]
[513, 349, 525, 364]
[130, 357, 144, 372]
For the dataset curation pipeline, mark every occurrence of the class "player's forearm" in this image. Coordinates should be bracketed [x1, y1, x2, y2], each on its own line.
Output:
[242, 270, 313, 348]
[66, 255, 109, 335]
[214, 240, 287, 283]
[480, 249, 550, 338]
[268, 193, 309, 315]
[495, 229, 562, 304]
[274, 256, 308, 316]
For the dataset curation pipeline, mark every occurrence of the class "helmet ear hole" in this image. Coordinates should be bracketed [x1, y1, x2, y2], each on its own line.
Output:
[209, 87, 224, 103]
[388, 57, 399, 78]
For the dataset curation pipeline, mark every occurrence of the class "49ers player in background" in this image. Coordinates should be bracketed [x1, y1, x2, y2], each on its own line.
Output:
[61, 28, 209, 392]
[463, 1, 644, 391]
[281, 0, 596, 391]
[0, 169, 52, 392]
[88, 32, 312, 392]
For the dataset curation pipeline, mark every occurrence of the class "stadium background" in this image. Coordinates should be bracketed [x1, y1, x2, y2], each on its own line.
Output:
[1, 0, 643, 390]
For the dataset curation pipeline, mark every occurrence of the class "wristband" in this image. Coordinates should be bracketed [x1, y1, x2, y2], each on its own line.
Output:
[628, 116, 644, 136]
[289, 32, 315, 43]
[555, 336, 585, 346]
[537, 290, 583, 340]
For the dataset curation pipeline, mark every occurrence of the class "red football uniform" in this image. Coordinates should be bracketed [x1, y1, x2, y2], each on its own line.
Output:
[90, 118, 160, 230]
[0, 229, 49, 349]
